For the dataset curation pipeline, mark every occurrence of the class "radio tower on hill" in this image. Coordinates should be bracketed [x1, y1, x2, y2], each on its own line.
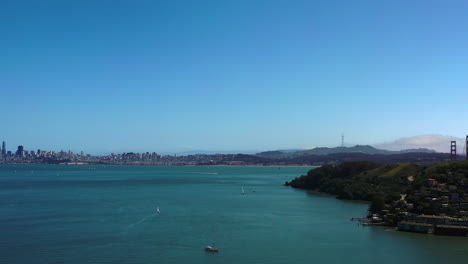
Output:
[341, 134, 344, 147]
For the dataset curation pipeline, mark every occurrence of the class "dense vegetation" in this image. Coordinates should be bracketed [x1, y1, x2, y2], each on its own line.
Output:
[289, 162, 419, 209]
[407, 161, 468, 216]
[289, 161, 468, 216]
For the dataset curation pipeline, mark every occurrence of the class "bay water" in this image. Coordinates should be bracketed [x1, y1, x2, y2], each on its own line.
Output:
[0, 165, 467, 263]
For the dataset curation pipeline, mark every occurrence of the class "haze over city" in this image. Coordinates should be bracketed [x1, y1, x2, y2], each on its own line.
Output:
[2, 0, 467, 154]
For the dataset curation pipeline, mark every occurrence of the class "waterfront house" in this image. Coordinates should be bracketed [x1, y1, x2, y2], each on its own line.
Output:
[416, 215, 449, 225]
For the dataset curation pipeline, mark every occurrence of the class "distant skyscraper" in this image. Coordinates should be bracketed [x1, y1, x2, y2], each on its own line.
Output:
[2, 141, 5, 155]
[16, 145, 24, 157]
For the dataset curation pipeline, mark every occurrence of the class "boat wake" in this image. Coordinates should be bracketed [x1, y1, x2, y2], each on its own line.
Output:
[123, 214, 154, 235]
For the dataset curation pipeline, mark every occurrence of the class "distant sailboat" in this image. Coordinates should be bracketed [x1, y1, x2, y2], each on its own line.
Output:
[156, 206, 160, 214]
[242, 187, 245, 195]
[205, 245, 219, 252]
[205, 225, 219, 252]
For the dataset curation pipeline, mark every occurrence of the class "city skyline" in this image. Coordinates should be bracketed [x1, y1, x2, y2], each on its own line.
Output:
[2, 1, 468, 153]
[0, 134, 466, 156]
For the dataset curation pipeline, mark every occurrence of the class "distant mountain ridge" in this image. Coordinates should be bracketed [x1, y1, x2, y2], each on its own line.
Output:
[256, 145, 436, 158]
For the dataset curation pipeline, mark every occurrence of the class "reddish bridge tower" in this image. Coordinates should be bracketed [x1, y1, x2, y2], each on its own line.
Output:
[450, 141, 457, 161]
[466, 135, 468, 160]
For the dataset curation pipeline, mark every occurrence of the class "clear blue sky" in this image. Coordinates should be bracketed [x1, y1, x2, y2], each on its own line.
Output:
[1, 0, 468, 154]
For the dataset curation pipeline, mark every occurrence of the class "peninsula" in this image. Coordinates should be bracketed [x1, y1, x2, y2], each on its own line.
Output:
[288, 160, 468, 236]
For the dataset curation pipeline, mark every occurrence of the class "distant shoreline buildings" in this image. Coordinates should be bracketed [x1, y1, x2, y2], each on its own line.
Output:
[0, 140, 86, 160]
[1, 141, 106, 166]
[0, 139, 464, 166]
[0, 140, 182, 165]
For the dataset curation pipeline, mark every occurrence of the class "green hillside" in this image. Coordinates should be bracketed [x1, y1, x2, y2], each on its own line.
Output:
[289, 161, 468, 220]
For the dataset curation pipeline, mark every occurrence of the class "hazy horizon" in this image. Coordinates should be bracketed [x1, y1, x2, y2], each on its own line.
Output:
[1, 134, 465, 155]
[2, 1, 467, 154]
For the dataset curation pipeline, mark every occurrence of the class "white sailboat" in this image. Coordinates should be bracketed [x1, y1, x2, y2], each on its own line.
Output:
[205, 228, 218, 253]
[156, 206, 160, 214]
[205, 245, 219, 252]
[205, 228, 219, 252]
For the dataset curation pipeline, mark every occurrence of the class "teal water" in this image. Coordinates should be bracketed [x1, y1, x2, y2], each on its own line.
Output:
[0, 165, 467, 264]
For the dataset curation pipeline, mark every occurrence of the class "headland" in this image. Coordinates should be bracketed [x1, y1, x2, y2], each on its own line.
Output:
[287, 160, 468, 236]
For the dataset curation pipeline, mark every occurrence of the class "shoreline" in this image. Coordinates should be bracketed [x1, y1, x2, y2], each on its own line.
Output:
[0, 162, 320, 168]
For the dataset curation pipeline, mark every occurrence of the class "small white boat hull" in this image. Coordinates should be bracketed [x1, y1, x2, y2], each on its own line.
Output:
[205, 246, 219, 252]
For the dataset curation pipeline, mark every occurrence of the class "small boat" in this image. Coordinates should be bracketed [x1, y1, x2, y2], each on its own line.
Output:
[242, 187, 245, 195]
[156, 206, 160, 214]
[205, 245, 219, 252]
